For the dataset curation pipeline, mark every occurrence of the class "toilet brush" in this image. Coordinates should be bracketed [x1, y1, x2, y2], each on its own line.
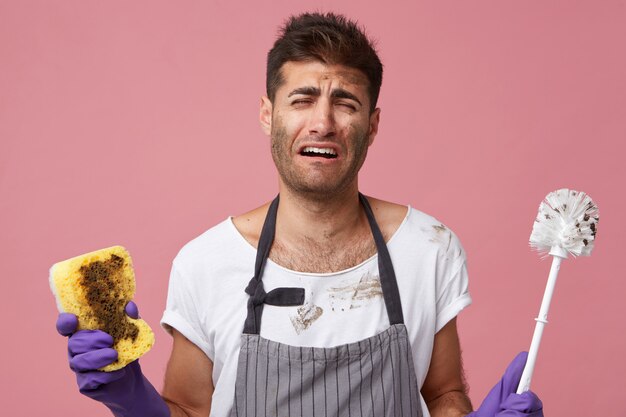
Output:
[516, 189, 599, 394]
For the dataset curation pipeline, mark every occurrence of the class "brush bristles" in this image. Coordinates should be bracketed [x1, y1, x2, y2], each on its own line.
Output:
[530, 189, 599, 257]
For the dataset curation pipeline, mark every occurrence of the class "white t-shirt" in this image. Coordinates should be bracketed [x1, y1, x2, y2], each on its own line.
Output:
[161, 206, 472, 417]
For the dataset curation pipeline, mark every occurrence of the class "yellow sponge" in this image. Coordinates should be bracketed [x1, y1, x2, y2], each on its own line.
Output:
[49, 246, 154, 371]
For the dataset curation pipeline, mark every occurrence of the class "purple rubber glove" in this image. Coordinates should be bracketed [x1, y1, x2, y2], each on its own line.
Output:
[467, 352, 543, 417]
[56, 302, 170, 417]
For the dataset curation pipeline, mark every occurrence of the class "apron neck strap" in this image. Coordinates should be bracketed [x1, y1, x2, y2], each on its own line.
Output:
[244, 196, 306, 334]
[243, 193, 404, 335]
[254, 196, 279, 281]
[358, 193, 404, 325]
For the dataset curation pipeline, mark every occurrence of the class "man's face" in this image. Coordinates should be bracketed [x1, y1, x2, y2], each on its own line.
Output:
[260, 61, 381, 199]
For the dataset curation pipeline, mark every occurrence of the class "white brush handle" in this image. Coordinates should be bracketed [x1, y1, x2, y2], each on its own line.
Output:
[517, 248, 566, 394]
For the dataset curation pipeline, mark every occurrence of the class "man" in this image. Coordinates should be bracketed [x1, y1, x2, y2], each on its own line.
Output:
[57, 12, 543, 417]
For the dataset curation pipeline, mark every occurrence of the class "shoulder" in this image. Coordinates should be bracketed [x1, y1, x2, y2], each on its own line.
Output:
[177, 200, 274, 260]
[230, 202, 271, 249]
[364, 196, 409, 242]
[173, 217, 249, 273]
[394, 205, 467, 266]
[364, 196, 463, 248]
[362, 196, 464, 252]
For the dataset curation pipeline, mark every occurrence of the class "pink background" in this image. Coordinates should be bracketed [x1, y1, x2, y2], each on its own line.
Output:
[1, 1, 624, 415]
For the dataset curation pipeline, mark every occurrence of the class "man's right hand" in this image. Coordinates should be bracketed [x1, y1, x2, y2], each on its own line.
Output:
[57, 312, 129, 390]
[56, 302, 170, 417]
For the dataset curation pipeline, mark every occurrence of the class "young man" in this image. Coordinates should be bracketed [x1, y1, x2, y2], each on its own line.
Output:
[57, 12, 543, 417]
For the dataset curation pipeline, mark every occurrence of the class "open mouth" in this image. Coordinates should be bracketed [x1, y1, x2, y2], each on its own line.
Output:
[300, 146, 338, 159]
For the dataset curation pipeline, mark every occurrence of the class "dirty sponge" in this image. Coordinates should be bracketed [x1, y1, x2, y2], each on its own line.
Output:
[49, 245, 154, 371]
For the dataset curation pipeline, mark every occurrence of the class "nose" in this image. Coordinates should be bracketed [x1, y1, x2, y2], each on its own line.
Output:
[308, 99, 335, 138]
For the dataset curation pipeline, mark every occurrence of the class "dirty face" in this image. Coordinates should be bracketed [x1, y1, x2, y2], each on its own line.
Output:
[260, 61, 381, 199]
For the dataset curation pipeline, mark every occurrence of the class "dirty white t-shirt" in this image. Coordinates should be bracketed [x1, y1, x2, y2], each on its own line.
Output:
[161, 206, 471, 417]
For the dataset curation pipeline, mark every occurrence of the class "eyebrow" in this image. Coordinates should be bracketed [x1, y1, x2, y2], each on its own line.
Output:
[287, 87, 362, 106]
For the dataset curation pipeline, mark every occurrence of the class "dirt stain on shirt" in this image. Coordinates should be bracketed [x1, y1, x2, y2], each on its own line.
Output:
[290, 302, 324, 334]
[431, 224, 452, 248]
[328, 272, 383, 310]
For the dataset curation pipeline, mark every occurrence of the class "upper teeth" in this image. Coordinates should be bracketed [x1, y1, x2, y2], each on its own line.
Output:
[303, 147, 336, 155]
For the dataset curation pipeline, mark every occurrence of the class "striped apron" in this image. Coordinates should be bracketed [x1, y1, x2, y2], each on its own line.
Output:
[231, 194, 422, 417]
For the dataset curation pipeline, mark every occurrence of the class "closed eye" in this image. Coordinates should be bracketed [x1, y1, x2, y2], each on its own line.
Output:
[292, 99, 313, 107]
[337, 102, 357, 111]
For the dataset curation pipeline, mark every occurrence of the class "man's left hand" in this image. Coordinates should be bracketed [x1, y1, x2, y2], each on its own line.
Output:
[467, 352, 543, 417]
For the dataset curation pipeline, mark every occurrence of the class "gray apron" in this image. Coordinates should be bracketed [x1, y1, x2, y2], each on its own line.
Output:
[230, 194, 422, 417]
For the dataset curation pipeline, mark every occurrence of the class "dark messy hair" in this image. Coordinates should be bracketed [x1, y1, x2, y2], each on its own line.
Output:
[266, 12, 383, 112]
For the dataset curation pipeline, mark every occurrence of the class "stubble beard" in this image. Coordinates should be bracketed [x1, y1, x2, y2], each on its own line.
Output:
[270, 119, 370, 202]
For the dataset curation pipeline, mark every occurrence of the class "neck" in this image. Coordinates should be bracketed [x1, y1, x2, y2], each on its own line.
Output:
[275, 183, 367, 246]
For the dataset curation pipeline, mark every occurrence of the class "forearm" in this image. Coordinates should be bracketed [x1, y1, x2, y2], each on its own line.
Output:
[426, 389, 473, 417]
[162, 329, 214, 417]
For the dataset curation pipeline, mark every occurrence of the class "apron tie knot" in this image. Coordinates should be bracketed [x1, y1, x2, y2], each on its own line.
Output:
[245, 277, 267, 306]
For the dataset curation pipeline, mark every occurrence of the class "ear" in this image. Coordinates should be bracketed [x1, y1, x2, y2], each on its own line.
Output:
[260, 96, 273, 136]
[367, 108, 381, 146]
